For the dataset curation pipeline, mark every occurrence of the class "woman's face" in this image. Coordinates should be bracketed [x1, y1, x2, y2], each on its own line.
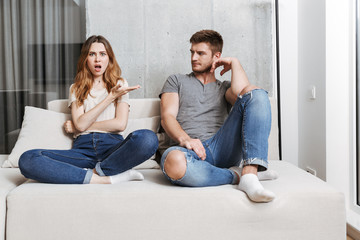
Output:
[86, 42, 109, 78]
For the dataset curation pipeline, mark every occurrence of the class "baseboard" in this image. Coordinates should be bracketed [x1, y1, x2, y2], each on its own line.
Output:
[348, 223, 360, 240]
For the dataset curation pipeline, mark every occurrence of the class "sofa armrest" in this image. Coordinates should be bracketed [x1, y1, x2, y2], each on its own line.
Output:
[0, 155, 8, 168]
[0, 167, 27, 240]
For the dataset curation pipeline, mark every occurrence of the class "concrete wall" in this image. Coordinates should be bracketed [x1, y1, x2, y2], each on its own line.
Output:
[86, 0, 274, 98]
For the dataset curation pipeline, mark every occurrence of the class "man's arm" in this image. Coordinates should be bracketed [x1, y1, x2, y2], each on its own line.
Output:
[211, 57, 258, 105]
[161, 92, 206, 160]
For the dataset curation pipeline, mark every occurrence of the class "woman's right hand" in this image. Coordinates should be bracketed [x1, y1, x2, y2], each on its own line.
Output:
[64, 120, 76, 134]
[110, 84, 140, 100]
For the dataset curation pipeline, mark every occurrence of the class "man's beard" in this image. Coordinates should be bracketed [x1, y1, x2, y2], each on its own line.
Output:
[192, 64, 212, 74]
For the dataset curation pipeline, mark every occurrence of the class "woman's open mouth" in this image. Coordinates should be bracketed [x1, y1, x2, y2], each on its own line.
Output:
[95, 65, 102, 72]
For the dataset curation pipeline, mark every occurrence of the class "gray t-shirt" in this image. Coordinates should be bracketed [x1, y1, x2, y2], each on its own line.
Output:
[160, 73, 231, 142]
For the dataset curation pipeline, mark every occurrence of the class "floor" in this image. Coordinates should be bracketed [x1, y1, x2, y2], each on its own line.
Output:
[347, 235, 355, 240]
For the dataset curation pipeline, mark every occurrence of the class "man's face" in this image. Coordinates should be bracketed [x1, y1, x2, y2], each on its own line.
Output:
[190, 42, 220, 74]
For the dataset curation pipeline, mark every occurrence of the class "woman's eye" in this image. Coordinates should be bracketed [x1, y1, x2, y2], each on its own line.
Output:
[101, 52, 106, 56]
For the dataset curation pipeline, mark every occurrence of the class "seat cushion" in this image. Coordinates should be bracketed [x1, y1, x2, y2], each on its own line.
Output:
[5, 161, 345, 240]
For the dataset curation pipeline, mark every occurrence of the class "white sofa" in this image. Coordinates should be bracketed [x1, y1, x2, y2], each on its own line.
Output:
[0, 98, 346, 240]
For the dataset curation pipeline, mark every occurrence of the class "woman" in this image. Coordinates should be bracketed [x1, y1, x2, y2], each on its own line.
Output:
[19, 35, 158, 184]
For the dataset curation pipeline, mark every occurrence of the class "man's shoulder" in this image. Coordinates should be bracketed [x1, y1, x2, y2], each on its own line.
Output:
[167, 73, 194, 81]
[160, 73, 193, 97]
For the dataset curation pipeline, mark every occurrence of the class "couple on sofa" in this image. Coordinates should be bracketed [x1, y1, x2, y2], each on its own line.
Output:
[19, 30, 277, 203]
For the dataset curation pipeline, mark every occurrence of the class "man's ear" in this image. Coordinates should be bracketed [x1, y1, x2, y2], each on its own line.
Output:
[214, 52, 221, 59]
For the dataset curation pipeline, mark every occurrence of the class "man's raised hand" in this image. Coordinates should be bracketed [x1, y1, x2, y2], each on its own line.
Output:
[210, 57, 237, 76]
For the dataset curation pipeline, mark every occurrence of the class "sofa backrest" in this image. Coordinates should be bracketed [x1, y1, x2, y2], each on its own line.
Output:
[47, 98, 160, 119]
[48, 98, 279, 160]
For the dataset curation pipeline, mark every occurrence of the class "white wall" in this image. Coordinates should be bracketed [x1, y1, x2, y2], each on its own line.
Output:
[297, 0, 326, 180]
[326, 0, 360, 231]
[280, 0, 360, 231]
[278, 0, 299, 167]
[279, 0, 326, 180]
[85, 0, 275, 99]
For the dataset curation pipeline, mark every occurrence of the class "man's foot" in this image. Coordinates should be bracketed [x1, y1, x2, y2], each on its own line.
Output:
[238, 173, 275, 202]
[110, 170, 144, 184]
[230, 166, 279, 182]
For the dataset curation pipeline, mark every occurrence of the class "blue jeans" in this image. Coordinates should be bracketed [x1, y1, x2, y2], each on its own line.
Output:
[160, 89, 271, 187]
[19, 129, 158, 184]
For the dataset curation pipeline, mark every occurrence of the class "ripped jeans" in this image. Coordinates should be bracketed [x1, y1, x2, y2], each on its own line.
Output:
[160, 89, 271, 187]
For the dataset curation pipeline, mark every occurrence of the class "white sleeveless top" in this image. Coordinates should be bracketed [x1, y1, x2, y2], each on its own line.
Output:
[68, 79, 130, 137]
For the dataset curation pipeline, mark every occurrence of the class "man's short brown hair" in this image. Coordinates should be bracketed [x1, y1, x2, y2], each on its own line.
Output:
[189, 30, 223, 54]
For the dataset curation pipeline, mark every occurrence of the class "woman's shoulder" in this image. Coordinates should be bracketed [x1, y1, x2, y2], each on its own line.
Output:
[68, 84, 76, 94]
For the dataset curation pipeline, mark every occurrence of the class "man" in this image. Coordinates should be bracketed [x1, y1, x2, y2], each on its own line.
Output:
[159, 29, 277, 202]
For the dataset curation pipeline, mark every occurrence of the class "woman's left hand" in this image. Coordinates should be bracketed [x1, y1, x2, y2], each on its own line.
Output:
[110, 84, 140, 100]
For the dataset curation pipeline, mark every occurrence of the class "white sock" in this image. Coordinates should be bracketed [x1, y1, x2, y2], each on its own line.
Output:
[257, 169, 279, 181]
[238, 174, 275, 202]
[230, 167, 279, 182]
[110, 170, 144, 184]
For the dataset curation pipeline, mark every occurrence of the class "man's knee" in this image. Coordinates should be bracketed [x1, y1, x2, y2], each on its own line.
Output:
[164, 150, 187, 180]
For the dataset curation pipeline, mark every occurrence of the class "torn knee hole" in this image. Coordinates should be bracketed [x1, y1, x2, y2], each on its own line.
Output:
[164, 151, 186, 180]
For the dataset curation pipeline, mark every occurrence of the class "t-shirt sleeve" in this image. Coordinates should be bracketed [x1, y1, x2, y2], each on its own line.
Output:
[159, 75, 179, 98]
[223, 80, 231, 90]
[117, 79, 130, 105]
[68, 84, 76, 108]
[222, 80, 233, 112]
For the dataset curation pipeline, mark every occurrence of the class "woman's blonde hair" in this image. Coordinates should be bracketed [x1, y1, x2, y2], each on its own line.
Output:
[71, 35, 123, 106]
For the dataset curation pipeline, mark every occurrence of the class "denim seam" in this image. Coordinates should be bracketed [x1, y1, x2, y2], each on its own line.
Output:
[99, 139, 125, 163]
[241, 91, 254, 159]
[242, 105, 247, 156]
[40, 150, 92, 162]
[203, 143, 215, 166]
[108, 133, 123, 141]
[94, 134, 102, 161]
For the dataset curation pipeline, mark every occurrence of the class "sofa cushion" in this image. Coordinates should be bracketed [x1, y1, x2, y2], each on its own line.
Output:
[5, 161, 345, 240]
[2, 107, 73, 168]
